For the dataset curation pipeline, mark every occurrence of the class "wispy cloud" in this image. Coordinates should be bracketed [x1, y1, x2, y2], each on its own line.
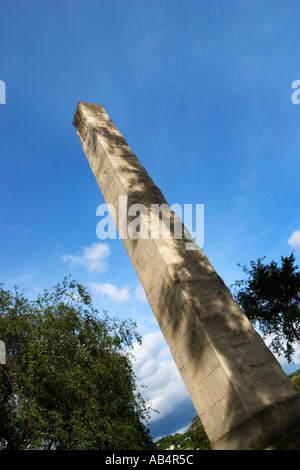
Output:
[135, 283, 148, 303]
[62, 242, 110, 273]
[132, 331, 190, 422]
[288, 230, 300, 252]
[91, 282, 130, 304]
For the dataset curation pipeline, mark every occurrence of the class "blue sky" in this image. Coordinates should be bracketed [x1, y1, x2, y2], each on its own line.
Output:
[1, 0, 300, 439]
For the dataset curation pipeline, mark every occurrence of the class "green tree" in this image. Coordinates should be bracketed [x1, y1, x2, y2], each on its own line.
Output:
[289, 368, 300, 380]
[0, 278, 153, 450]
[291, 376, 300, 393]
[187, 416, 211, 450]
[232, 253, 300, 362]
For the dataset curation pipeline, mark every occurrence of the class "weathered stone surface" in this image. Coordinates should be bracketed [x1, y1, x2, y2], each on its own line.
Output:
[73, 102, 300, 450]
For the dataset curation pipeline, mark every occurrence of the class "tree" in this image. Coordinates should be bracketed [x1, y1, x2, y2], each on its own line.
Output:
[0, 277, 153, 450]
[187, 416, 211, 450]
[232, 252, 300, 362]
[291, 376, 300, 393]
[289, 369, 300, 392]
[154, 416, 211, 450]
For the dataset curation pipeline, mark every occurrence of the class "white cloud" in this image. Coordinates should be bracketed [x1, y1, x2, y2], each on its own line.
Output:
[135, 283, 148, 303]
[132, 331, 190, 422]
[91, 282, 130, 304]
[62, 242, 110, 273]
[288, 230, 300, 251]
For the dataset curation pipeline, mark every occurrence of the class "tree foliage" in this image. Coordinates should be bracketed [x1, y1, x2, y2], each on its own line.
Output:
[289, 368, 300, 393]
[232, 253, 300, 362]
[187, 416, 211, 450]
[291, 376, 300, 393]
[155, 416, 211, 450]
[0, 277, 153, 450]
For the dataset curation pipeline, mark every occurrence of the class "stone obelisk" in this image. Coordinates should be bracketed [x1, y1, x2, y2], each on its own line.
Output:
[73, 102, 300, 450]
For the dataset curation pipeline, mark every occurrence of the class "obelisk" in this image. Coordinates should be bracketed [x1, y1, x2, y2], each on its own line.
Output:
[73, 102, 300, 449]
